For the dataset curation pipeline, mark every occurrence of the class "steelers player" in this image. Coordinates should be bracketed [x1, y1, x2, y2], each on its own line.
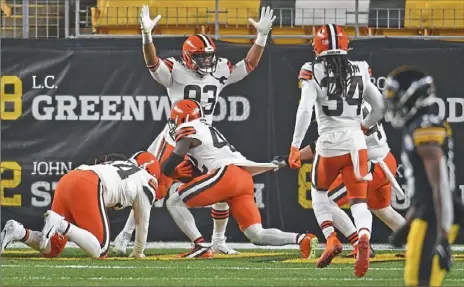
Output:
[384, 67, 462, 286]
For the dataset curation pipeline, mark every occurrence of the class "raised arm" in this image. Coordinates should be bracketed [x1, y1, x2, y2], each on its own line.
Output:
[140, 5, 173, 87]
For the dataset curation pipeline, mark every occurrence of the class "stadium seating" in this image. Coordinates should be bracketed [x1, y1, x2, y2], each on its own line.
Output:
[404, 0, 464, 29]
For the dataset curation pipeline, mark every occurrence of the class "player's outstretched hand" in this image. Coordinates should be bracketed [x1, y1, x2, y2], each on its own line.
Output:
[288, 147, 301, 169]
[388, 223, 409, 247]
[129, 251, 146, 258]
[435, 237, 452, 271]
[140, 5, 161, 34]
[272, 155, 289, 170]
[173, 160, 193, 180]
[248, 6, 276, 36]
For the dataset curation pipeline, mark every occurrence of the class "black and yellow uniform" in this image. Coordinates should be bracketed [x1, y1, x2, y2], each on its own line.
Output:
[401, 113, 460, 286]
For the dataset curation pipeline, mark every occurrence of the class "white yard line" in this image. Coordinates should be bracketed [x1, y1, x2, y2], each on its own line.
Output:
[7, 242, 464, 251]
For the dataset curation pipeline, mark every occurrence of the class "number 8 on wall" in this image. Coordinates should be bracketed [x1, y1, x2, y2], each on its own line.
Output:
[1, 76, 23, 120]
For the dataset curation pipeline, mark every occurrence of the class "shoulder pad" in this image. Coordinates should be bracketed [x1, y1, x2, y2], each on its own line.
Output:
[175, 121, 203, 142]
[163, 57, 176, 72]
[299, 62, 313, 81]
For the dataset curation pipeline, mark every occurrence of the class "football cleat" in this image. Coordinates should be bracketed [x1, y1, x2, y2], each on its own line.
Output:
[354, 234, 371, 277]
[40, 210, 64, 251]
[317, 232, 343, 268]
[299, 233, 318, 259]
[180, 242, 213, 259]
[112, 231, 132, 255]
[0, 220, 24, 255]
[344, 245, 376, 259]
[212, 238, 240, 255]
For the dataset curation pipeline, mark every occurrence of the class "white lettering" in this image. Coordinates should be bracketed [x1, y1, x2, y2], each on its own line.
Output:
[431, 97, 446, 120]
[460, 185, 464, 204]
[228, 96, 250, 121]
[32, 95, 54, 120]
[147, 96, 170, 121]
[79, 95, 100, 120]
[61, 162, 72, 174]
[44, 76, 55, 89]
[101, 96, 122, 120]
[32, 75, 43, 89]
[122, 96, 146, 121]
[36, 162, 48, 175]
[213, 96, 227, 122]
[48, 162, 60, 175]
[447, 98, 464, 123]
[31, 181, 54, 207]
[390, 184, 410, 210]
[55, 95, 78, 120]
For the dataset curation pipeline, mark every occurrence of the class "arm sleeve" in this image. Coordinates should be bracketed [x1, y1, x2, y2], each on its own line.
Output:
[224, 59, 251, 86]
[362, 80, 386, 128]
[291, 80, 318, 148]
[132, 186, 153, 256]
[149, 58, 174, 88]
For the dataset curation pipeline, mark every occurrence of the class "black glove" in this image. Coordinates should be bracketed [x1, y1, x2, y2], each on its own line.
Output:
[435, 237, 452, 271]
[389, 223, 410, 248]
[272, 155, 289, 168]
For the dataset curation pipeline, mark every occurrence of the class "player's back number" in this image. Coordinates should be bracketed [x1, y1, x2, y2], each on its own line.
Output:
[321, 76, 363, 116]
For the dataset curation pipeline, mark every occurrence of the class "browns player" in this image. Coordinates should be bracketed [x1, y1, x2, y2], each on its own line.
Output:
[161, 100, 317, 258]
[113, 5, 276, 255]
[288, 24, 385, 276]
[274, 102, 406, 257]
[384, 67, 463, 286]
[1, 152, 160, 259]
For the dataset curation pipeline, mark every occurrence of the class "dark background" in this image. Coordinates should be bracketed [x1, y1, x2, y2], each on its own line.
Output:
[1, 38, 463, 243]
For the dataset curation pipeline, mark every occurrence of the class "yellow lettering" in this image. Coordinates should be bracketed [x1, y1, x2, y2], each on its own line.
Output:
[298, 163, 313, 209]
[1, 161, 22, 206]
[1, 76, 23, 120]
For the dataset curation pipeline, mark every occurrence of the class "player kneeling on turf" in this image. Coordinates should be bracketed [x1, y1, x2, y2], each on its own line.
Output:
[0, 152, 160, 259]
[162, 99, 318, 259]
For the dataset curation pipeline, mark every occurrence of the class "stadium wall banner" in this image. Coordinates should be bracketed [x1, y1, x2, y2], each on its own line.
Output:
[1, 38, 463, 244]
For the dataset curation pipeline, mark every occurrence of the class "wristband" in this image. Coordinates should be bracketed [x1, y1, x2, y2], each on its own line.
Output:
[255, 33, 268, 47]
[142, 32, 153, 44]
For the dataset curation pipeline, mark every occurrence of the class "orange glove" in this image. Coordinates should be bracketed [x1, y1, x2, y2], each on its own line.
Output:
[173, 160, 193, 180]
[361, 124, 369, 134]
[288, 146, 301, 169]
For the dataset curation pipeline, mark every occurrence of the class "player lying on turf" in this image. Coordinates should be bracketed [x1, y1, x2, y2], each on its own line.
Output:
[0, 152, 160, 259]
[287, 24, 386, 277]
[273, 102, 406, 258]
[160, 99, 318, 258]
[114, 4, 277, 255]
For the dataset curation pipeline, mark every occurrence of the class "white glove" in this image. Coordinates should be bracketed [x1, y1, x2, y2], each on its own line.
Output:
[248, 6, 276, 36]
[129, 251, 146, 258]
[139, 5, 161, 35]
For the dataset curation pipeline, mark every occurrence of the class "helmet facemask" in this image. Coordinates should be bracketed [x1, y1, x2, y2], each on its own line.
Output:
[189, 50, 217, 74]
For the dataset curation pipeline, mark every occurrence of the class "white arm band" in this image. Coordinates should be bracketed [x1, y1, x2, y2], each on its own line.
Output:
[362, 81, 386, 128]
[291, 81, 317, 148]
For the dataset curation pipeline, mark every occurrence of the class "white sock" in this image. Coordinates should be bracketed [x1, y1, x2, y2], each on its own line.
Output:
[211, 202, 229, 242]
[243, 224, 299, 246]
[350, 203, 372, 239]
[122, 210, 136, 234]
[372, 206, 406, 231]
[166, 193, 203, 242]
[330, 201, 358, 242]
[312, 189, 334, 239]
[20, 229, 43, 252]
[64, 223, 101, 258]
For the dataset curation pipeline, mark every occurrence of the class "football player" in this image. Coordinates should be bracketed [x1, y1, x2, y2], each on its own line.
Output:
[274, 102, 406, 257]
[288, 24, 385, 277]
[162, 99, 318, 258]
[0, 152, 160, 259]
[114, 5, 276, 255]
[384, 67, 462, 286]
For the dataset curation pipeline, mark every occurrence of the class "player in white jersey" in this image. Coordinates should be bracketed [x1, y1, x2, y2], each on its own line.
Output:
[161, 100, 317, 258]
[274, 102, 406, 257]
[287, 24, 386, 277]
[113, 5, 277, 255]
[0, 152, 160, 259]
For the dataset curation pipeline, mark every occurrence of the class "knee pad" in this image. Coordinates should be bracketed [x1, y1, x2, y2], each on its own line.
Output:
[243, 224, 264, 245]
[42, 234, 67, 258]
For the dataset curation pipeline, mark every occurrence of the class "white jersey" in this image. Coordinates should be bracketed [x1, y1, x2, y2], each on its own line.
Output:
[76, 160, 157, 255]
[148, 56, 250, 149]
[361, 102, 390, 161]
[77, 161, 157, 210]
[175, 119, 277, 176]
[292, 60, 385, 157]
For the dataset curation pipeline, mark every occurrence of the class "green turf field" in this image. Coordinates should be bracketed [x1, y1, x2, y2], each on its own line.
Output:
[2, 248, 464, 286]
